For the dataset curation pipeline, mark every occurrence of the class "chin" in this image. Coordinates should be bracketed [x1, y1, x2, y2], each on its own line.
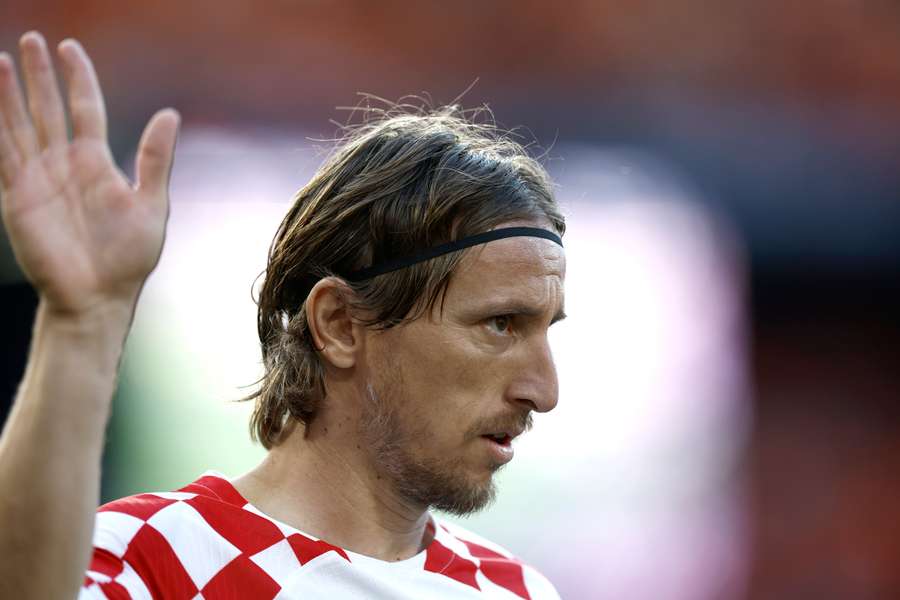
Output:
[430, 478, 498, 517]
[391, 458, 499, 516]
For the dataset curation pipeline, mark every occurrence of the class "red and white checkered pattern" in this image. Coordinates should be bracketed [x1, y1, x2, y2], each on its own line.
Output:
[78, 472, 559, 599]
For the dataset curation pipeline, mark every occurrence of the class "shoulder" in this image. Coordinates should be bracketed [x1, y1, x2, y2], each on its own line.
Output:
[87, 472, 288, 598]
[94, 471, 271, 556]
[431, 517, 561, 600]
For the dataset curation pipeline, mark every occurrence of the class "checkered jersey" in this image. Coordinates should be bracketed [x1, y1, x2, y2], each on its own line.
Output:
[79, 472, 560, 599]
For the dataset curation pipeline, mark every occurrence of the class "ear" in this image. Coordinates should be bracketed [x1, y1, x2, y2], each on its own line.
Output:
[305, 277, 361, 369]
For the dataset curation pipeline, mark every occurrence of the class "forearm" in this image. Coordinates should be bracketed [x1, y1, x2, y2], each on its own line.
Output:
[0, 299, 134, 599]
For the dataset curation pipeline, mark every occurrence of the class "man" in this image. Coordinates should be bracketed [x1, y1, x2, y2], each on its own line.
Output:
[0, 31, 566, 599]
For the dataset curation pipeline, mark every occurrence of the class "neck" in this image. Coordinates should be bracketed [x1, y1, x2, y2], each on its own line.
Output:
[232, 404, 433, 562]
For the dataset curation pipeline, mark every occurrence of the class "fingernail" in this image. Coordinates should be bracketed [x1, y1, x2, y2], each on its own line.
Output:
[59, 38, 81, 53]
[20, 30, 43, 45]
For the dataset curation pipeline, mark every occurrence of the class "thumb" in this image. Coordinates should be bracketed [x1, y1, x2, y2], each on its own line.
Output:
[135, 108, 180, 202]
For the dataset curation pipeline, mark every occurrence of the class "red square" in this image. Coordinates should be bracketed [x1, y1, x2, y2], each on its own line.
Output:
[201, 554, 281, 599]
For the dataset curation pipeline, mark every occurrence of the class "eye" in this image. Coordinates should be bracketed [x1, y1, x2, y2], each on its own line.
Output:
[487, 315, 514, 335]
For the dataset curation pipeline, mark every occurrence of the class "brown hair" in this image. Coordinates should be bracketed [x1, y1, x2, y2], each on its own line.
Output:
[246, 104, 565, 449]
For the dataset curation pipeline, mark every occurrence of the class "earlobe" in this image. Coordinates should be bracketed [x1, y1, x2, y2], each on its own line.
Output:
[305, 278, 358, 369]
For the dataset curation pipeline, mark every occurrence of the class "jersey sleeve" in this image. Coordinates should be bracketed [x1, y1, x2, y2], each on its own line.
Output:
[79, 548, 150, 599]
[77, 492, 191, 600]
[78, 507, 155, 599]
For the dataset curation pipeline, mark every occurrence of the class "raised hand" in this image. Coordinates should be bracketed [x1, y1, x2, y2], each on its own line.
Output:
[0, 31, 179, 318]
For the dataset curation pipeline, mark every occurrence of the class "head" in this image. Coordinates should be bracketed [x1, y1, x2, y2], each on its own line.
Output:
[248, 105, 566, 515]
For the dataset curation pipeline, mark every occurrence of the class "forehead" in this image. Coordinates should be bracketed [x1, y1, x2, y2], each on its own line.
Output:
[446, 235, 566, 304]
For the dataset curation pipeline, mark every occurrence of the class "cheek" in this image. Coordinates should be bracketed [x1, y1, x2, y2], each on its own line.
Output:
[412, 330, 503, 405]
[374, 322, 513, 431]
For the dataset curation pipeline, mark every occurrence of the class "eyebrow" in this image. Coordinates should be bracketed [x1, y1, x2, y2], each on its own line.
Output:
[476, 301, 567, 325]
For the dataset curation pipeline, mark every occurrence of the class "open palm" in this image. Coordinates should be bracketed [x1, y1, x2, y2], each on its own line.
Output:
[0, 32, 179, 317]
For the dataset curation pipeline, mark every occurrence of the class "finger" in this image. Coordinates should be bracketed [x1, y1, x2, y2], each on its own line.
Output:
[0, 55, 23, 187]
[0, 49, 39, 159]
[57, 38, 106, 140]
[0, 113, 20, 189]
[136, 108, 180, 203]
[20, 31, 67, 149]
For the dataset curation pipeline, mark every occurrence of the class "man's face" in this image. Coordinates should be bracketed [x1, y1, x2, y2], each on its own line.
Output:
[359, 229, 566, 515]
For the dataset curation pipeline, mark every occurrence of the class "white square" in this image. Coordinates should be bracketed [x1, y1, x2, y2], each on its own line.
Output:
[150, 491, 197, 501]
[250, 538, 303, 588]
[85, 570, 111, 584]
[146, 500, 241, 589]
[93, 511, 146, 557]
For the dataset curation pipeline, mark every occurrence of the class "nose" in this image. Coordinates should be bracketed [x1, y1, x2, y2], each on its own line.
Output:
[509, 334, 559, 414]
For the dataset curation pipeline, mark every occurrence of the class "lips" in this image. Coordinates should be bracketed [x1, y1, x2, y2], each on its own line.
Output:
[480, 426, 524, 445]
[476, 412, 530, 452]
[480, 430, 517, 465]
[482, 432, 512, 445]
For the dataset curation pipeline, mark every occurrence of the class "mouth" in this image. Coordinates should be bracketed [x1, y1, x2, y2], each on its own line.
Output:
[480, 432, 516, 465]
[480, 432, 513, 446]
[476, 419, 527, 466]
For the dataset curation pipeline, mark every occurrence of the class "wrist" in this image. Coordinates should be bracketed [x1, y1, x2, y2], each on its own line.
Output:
[35, 297, 136, 353]
[38, 295, 136, 330]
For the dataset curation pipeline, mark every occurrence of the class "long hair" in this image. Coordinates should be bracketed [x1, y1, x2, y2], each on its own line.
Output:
[245, 104, 565, 449]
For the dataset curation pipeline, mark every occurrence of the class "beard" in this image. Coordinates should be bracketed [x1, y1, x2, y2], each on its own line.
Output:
[358, 380, 500, 517]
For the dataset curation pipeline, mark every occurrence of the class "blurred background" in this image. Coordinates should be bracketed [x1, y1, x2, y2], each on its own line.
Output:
[1, 1, 899, 598]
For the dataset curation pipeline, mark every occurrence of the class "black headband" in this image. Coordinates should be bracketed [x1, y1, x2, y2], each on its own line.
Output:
[341, 226, 563, 282]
